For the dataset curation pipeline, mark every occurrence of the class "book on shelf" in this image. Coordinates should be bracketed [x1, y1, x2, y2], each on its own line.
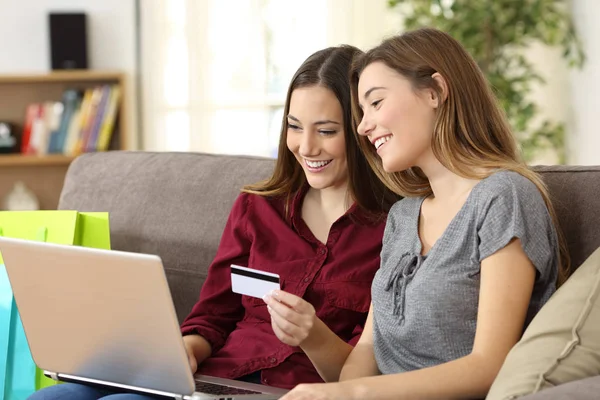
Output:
[20, 84, 120, 157]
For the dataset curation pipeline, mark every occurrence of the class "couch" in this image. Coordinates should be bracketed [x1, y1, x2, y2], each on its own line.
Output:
[57, 151, 600, 399]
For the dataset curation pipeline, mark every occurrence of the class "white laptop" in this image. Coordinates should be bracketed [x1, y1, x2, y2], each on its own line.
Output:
[0, 237, 288, 400]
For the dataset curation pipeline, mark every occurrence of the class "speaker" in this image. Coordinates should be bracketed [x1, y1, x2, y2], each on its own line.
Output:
[49, 13, 88, 70]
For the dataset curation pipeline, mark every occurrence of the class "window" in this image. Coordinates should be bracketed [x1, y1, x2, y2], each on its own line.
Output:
[140, 0, 401, 156]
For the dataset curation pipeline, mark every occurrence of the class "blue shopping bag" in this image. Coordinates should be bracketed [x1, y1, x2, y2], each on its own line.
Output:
[1, 264, 37, 400]
[0, 212, 111, 400]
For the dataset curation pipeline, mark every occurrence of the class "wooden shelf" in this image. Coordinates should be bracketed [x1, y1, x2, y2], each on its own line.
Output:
[0, 71, 124, 84]
[0, 70, 129, 209]
[0, 154, 76, 167]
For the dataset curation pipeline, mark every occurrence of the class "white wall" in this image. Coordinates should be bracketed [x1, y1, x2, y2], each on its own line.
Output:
[0, 0, 139, 149]
[483, 0, 599, 165]
[569, 0, 600, 165]
[327, 0, 403, 50]
[526, 44, 570, 164]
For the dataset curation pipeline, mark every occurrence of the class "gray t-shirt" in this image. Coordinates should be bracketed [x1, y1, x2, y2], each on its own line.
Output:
[372, 171, 559, 374]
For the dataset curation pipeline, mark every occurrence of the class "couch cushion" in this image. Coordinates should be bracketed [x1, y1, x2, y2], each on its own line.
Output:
[534, 166, 600, 272]
[58, 151, 274, 323]
[518, 376, 600, 400]
[486, 247, 600, 400]
[58, 155, 600, 324]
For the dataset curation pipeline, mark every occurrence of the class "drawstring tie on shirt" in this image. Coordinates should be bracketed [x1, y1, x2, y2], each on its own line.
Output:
[384, 253, 425, 325]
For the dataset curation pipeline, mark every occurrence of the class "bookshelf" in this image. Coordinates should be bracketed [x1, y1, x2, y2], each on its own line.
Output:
[0, 155, 75, 167]
[0, 71, 129, 209]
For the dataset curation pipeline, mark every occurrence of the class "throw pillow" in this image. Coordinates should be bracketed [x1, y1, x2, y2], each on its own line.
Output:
[486, 246, 600, 400]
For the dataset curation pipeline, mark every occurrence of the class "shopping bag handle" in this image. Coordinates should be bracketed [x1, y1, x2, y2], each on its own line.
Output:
[0, 225, 48, 395]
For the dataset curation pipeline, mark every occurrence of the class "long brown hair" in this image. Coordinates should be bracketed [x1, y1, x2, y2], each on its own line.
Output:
[350, 28, 570, 282]
[244, 45, 399, 218]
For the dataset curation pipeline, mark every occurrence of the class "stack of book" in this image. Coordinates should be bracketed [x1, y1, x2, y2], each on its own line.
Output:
[21, 84, 121, 156]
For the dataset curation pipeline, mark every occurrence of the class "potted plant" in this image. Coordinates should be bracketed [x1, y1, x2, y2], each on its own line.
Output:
[388, 0, 585, 163]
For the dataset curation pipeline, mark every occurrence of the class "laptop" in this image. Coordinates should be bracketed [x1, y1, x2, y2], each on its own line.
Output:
[0, 237, 288, 400]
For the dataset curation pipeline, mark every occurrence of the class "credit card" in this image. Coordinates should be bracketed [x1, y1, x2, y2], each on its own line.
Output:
[231, 264, 281, 299]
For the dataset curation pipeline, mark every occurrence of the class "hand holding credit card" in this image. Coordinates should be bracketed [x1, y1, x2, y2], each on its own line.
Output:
[231, 264, 281, 299]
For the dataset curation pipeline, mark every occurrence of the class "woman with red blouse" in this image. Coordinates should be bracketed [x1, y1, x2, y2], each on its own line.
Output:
[180, 45, 399, 389]
[27, 46, 398, 400]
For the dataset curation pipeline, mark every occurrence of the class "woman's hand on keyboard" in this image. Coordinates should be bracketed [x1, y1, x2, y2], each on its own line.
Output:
[182, 334, 212, 373]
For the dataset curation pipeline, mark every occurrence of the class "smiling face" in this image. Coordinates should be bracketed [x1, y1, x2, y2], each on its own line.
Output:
[286, 85, 348, 190]
[356, 61, 439, 173]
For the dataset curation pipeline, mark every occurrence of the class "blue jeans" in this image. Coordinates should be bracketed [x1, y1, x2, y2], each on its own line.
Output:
[27, 383, 157, 400]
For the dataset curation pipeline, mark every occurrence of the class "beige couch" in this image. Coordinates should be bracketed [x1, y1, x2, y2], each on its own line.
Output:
[58, 151, 600, 399]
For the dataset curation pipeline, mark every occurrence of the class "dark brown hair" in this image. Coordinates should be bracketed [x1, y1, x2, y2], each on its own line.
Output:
[350, 28, 570, 282]
[243, 45, 399, 218]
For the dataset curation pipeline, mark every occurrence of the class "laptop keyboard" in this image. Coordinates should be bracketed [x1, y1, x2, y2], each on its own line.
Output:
[195, 380, 264, 395]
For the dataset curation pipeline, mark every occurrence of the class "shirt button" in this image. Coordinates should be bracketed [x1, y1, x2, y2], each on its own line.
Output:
[263, 378, 269, 384]
[303, 277, 310, 283]
[319, 248, 326, 255]
[270, 357, 277, 363]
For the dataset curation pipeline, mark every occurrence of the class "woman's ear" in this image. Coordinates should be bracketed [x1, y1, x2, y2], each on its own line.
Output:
[430, 72, 448, 108]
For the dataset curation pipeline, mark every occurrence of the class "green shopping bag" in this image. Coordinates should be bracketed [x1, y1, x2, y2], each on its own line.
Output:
[0, 211, 110, 400]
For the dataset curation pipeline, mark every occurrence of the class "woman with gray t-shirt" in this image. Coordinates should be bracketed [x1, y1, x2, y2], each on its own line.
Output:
[280, 28, 568, 400]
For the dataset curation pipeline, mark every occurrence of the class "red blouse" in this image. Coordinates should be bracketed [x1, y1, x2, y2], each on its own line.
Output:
[181, 187, 385, 389]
